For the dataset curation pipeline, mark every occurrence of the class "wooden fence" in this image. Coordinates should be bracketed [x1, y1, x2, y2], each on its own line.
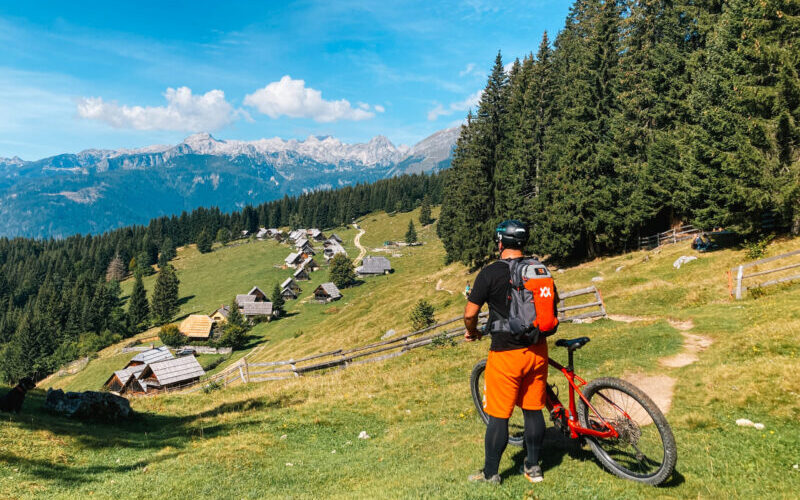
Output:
[558, 285, 607, 322]
[729, 249, 800, 299]
[180, 284, 608, 393]
[638, 225, 700, 249]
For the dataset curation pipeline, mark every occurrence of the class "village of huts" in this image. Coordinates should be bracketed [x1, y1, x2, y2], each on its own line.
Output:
[102, 228, 389, 395]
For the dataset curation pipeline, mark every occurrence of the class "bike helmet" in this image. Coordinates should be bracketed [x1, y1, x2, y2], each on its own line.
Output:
[494, 220, 528, 248]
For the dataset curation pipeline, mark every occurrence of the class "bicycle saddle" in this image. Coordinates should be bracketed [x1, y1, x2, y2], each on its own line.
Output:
[555, 337, 590, 350]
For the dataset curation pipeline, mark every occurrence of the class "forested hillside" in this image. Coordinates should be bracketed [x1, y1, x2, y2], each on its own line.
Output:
[0, 172, 442, 382]
[440, 0, 800, 266]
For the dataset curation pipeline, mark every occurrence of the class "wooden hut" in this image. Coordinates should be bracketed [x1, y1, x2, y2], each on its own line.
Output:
[356, 256, 393, 276]
[314, 282, 342, 303]
[137, 356, 206, 392]
[241, 301, 273, 322]
[211, 305, 230, 323]
[103, 364, 146, 393]
[293, 266, 310, 281]
[281, 287, 299, 300]
[179, 315, 214, 341]
[281, 277, 301, 293]
[125, 346, 173, 368]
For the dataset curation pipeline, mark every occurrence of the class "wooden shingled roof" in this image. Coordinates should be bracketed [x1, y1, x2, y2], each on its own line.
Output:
[140, 356, 205, 387]
[315, 282, 342, 299]
[129, 346, 174, 365]
[179, 315, 214, 339]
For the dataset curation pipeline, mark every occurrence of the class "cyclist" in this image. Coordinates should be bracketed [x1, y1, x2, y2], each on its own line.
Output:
[464, 220, 550, 485]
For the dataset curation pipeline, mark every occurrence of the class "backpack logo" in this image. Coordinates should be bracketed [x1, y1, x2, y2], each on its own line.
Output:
[539, 286, 552, 298]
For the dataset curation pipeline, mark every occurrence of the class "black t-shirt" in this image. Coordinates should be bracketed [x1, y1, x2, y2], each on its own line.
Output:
[468, 258, 535, 352]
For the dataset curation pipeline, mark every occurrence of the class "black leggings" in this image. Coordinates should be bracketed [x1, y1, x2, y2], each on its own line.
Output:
[483, 409, 545, 477]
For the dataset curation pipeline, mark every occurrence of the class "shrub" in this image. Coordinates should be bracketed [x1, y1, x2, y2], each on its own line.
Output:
[330, 254, 357, 288]
[159, 324, 185, 347]
[410, 299, 435, 331]
[745, 235, 774, 260]
[217, 323, 247, 350]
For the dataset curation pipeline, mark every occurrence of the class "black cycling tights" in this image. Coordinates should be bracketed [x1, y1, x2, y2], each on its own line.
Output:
[483, 409, 545, 477]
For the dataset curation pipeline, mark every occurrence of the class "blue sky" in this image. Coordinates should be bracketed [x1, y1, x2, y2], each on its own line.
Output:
[0, 1, 571, 160]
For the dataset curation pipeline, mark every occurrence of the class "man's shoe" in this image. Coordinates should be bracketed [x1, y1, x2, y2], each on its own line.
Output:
[468, 470, 502, 484]
[520, 463, 543, 483]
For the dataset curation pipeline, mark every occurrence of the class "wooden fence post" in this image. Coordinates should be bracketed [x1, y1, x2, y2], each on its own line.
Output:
[735, 265, 744, 300]
[290, 359, 299, 376]
[239, 364, 247, 384]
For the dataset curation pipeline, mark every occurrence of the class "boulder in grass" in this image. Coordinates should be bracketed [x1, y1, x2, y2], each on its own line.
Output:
[45, 389, 134, 421]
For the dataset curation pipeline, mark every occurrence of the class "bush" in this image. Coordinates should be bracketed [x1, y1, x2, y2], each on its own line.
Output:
[330, 254, 356, 288]
[745, 235, 774, 260]
[410, 299, 436, 331]
[159, 324, 185, 347]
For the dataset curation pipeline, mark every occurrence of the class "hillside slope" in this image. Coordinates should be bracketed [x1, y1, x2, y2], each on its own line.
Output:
[4, 211, 800, 499]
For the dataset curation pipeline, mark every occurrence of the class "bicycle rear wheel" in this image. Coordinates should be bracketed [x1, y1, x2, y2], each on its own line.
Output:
[470, 359, 524, 447]
[577, 377, 677, 485]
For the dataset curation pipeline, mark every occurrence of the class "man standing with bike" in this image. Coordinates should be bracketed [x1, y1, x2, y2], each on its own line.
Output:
[464, 220, 557, 485]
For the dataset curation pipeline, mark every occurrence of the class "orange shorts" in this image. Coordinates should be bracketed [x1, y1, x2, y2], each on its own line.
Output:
[483, 342, 549, 419]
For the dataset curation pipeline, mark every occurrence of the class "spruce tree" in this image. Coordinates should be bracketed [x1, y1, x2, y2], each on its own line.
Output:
[419, 195, 433, 226]
[151, 265, 180, 325]
[216, 228, 230, 246]
[196, 229, 213, 253]
[128, 274, 150, 331]
[405, 220, 418, 244]
[409, 299, 435, 331]
[271, 283, 285, 318]
[227, 297, 245, 328]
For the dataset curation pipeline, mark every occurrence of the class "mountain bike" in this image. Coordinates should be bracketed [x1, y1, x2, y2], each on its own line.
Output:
[470, 336, 677, 486]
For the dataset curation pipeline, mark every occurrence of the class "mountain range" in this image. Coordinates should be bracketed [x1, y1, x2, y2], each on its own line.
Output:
[0, 127, 459, 238]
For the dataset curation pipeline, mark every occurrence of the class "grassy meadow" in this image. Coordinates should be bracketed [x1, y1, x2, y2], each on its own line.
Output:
[4, 208, 800, 499]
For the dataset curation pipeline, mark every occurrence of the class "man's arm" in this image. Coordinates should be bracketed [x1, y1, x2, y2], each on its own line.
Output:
[464, 301, 482, 341]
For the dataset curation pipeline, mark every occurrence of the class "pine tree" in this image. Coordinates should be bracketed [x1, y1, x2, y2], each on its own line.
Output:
[227, 297, 245, 328]
[419, 195, 433, 226]
[151, 265, 180, 325]
[196, 229, 213, 253]
[271, 283, 285, 318]
[405, 220, 418, 244]
[128, 274, 150, 331]
[329, 254, 356, 288]
[105, 254, 126, 282]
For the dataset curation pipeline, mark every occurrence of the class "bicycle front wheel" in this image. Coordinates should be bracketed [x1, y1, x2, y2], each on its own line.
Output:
[470, 359, 524, 447]
[577, 377, 677, 485]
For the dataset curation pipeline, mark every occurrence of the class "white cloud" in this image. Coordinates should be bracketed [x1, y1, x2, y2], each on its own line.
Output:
[76, 87, 237, 131]
[459, 63, 476, 77]
[374, 104, 385, 113]
[427, 90, 482, 121]
[244, 76, 374, 122]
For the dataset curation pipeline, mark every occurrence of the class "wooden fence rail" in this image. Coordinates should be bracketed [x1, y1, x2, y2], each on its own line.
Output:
[638, 225, 699, 249]
[182, 284, 607, 393]
[729, 249, 800, 299]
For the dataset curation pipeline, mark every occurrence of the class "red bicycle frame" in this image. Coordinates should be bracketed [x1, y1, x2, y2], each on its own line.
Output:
[545, 357, 624, 440]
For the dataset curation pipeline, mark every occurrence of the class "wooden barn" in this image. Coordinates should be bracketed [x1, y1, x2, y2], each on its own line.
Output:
[314, 282, 342, 303]
[136, 356, 206, 392]
[308, 228, 326, 241]
[285, 252, 304, 268]
[356, 256, 393, 277]
[125, 346, 173, 368]
[324, 241, 347, 261]
[281, 277, 301, 293]
[178, 315, 214, 340]
[103, 364, 146, 393]
[281, 287, 299, 300]
[300, 256, 319, 272]
[241, 301, 274, 322]
[293, 266, 310, 281]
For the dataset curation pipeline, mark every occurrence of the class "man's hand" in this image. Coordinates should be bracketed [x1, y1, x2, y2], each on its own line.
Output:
[464, 301, 482, 342]
[464, 329, 482, 342]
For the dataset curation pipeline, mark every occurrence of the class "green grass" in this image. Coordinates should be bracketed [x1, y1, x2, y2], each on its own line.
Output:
[4, 212, 800, 498]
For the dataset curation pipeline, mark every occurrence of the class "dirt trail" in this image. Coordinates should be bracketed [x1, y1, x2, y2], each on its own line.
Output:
[435, 279, 454, 294]
[353, 224, 367, 265]
[607, 314, 712, 414]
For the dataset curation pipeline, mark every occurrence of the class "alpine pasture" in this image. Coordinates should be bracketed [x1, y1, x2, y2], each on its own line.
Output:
[3, 208, 800, 499]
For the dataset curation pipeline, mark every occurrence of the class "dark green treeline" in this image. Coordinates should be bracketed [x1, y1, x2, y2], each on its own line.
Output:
[439, 0, 800, 267]
[0, 172, 443, 381]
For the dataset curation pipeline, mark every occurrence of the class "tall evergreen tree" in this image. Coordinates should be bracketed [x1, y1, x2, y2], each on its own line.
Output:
[419, 195, 433, 226]
[128, 274, 150, 331]
[196, 229, 213, 253]
[151, 265, 180, 325]
[405, 220, 418, 244]
[271, 283, 285, 318]
[105, 254, 126, 282]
